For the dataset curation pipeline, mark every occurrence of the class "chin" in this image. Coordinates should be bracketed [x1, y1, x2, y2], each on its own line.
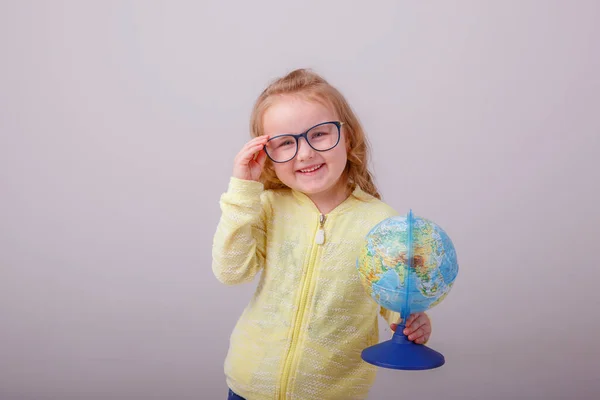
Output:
[298, 186, 329, 196]
[279, 166, 345, 196]
[296, 179, 338, 195]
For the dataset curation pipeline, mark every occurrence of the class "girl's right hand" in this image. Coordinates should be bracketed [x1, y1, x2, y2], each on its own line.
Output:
[232, 135, 270, 182]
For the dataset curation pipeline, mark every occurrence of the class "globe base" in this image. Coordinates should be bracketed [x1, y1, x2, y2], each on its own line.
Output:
[361, 325, 445, 370]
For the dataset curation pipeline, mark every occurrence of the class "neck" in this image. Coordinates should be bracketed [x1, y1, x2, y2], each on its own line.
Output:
[308, 182, 352, 214]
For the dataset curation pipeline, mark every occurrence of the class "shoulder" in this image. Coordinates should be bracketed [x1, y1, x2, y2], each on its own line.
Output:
[222, 177, 285, 217]
[260, 186, 290, 205]
[351, 187, 399, 221]
[259, 187, 298, 218]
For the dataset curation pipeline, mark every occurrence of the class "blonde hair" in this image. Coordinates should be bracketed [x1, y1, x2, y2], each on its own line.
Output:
[249, 68, 381, 199]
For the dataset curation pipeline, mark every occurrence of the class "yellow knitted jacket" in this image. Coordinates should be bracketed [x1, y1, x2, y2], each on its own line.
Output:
[212, 177, 400, 400]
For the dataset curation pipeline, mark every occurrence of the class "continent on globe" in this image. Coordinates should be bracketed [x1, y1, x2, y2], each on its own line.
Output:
[357, 212, 458, 317]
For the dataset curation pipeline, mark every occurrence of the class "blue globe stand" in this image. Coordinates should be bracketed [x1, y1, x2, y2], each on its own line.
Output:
[361, 324, 445, 370]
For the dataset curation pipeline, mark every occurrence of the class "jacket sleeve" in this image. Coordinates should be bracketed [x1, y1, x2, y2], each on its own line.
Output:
[379, 307, 400, 327]
[211, 177, 267, 285]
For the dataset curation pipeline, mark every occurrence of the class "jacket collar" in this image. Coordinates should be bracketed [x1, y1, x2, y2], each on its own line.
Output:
[291, 184, 373, 215]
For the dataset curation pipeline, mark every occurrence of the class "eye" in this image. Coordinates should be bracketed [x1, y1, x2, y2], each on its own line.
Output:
[272, 138, 296, 149]
[310, 131, 328, 139]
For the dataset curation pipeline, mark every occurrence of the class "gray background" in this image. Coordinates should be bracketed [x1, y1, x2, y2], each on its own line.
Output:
[1, 1, 599, 399]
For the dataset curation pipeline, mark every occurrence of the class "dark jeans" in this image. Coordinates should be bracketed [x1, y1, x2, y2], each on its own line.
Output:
[228, 389, 245, 400]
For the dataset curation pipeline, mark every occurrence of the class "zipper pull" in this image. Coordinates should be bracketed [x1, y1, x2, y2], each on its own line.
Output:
[315, 214, 326, 245]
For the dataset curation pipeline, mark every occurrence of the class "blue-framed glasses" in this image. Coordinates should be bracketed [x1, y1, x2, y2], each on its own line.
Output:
[264, 121, 344, 163]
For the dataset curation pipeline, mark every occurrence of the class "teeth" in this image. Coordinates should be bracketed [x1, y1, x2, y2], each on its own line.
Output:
[300, 164, 322, 173]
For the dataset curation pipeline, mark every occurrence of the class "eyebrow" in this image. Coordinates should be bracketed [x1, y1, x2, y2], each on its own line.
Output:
[268, 120, 338, 136]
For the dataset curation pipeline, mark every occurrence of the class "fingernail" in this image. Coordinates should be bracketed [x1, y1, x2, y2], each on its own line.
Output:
[403, 329, 408, 335]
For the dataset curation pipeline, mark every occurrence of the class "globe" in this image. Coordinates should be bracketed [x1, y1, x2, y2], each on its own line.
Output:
[356, 210, 459, 370]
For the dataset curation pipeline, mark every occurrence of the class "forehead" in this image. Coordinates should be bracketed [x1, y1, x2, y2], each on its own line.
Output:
[263, 95, 338, 135]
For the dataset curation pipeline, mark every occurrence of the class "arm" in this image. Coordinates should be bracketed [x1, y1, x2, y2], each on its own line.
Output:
[211, 177, 267, 285]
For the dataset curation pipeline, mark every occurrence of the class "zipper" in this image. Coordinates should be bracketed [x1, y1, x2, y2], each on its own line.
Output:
[277, 214, 325, 399]
[315, 214, 326, 245]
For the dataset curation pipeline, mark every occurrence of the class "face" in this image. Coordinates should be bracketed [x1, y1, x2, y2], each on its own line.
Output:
[262, 95, 348, 203]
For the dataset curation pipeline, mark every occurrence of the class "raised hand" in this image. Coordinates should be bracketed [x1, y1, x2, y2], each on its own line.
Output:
[232, 135, 270, 181]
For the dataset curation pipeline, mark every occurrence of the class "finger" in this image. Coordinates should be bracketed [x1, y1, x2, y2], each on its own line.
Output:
[404, 314, 429, 336]
[237, 142, 268, 163]
[239, 136, 269, 155]
[407, 326, 428, 343]
[254, 149, 267, 168]
[406, 314, 424, 331]
[247, 134, 270, 144]
[246, 138, 269, 152]
[390, 313, 405, 331]
[404, 313, 418, 329]
[251, 134, 270, 147]
[414, 332, 429, 344]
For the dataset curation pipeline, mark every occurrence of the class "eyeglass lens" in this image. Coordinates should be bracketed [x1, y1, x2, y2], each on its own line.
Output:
[265, 122, 340, 162]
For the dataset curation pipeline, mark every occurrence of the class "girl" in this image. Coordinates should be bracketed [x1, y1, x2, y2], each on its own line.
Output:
[212, 69, 432, 400]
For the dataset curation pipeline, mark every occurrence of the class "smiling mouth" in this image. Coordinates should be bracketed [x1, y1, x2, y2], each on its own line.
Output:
[298, 164, 324, 173]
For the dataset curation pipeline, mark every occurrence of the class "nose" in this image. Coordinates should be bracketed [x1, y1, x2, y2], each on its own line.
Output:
[296, 136, 315, 161]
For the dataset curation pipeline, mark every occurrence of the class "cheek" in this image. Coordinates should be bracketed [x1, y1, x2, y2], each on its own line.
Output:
[332, 146, 348, 167]
[273, 163, 294, 179]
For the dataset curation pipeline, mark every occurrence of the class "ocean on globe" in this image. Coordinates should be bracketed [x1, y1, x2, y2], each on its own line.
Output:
[357, 211, 458, 320]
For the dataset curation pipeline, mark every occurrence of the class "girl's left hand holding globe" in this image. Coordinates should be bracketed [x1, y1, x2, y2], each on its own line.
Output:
[390, 312, 431, 344]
